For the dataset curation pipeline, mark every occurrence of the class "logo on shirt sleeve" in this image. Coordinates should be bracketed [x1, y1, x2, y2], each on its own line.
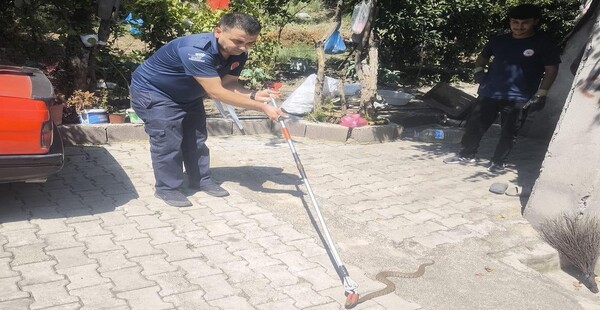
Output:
[230, 62, 240, 71]
[523, 49, 535, 57]
[189, 52, 207, 62]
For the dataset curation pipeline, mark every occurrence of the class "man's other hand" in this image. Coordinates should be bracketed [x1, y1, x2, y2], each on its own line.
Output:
[255, 89, 281, 102]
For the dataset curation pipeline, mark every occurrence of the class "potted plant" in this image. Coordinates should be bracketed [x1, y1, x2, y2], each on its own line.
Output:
[95, 82, 130, 123]
[107, 105, 126, 123]
[65, 90, 109, 124]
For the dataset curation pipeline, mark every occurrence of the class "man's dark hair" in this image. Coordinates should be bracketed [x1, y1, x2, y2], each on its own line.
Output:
[218, 13, 261, 36]
[508, 4, 542, 20]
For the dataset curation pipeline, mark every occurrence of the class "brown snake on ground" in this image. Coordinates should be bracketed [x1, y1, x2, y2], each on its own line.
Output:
[345, 260, 435, 308]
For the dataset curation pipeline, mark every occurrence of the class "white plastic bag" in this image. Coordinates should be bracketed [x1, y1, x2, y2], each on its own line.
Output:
[281, 74, 362, 115]
[351, 0, 371, 34]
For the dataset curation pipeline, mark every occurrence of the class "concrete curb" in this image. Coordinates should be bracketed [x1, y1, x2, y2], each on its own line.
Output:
[58, 118, 404, 145]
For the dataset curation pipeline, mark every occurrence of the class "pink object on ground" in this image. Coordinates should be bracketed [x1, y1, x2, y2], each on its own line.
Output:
[339, 113, 367, 128]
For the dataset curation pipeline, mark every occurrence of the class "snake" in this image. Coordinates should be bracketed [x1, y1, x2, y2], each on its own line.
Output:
[345, 260, 435, 309]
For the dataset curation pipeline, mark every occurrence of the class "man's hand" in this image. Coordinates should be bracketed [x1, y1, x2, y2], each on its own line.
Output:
[261, 104, 287, 121]
[473, 67, 486, 84]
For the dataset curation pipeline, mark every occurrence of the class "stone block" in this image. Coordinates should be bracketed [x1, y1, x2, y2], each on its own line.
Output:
[21, 279, 79, 309]
[70, 283, 128, 309]
[304, 122, 349, 142]
[207, 118, 233, 136]
[116, 286, 172, 310]
[348, 123, 402, 143]
[59, 124, 107, 145]
[272, 119, 306, 138]
[107, 124, 147, 142]
[57, 117, 403, 144]
[233, 119, 272, 135]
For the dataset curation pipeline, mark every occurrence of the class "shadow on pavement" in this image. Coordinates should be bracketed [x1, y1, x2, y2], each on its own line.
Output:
[405, 124, 551, 213]
[509, 137, 550, 213]
[0, 146, 138, 223]
[211, 165, 303, 197]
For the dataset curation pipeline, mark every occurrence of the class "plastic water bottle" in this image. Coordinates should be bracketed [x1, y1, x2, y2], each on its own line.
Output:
[414, 128, 464, 143]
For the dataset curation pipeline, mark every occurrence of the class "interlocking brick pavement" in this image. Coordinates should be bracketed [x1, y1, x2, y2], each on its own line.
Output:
[0, 131, 598, 309]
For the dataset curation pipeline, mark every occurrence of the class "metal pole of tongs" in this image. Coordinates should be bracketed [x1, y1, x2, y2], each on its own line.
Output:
[268, 95, 360, 308]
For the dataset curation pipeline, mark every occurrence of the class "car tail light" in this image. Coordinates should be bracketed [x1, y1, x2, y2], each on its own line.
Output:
[41, 120, 53, 149]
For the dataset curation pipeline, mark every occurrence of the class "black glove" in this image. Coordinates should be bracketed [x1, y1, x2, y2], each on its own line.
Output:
[529, 96, 546, 111]
[517, 95, 546, 111]
[474, 70, 486, 84]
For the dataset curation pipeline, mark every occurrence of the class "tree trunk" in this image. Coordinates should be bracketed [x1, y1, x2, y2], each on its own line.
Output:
[64, 35, 90, 92]
[314, 43, 326, 112]
[340, 61, 348, 115]
[362, 31, 379, 119]
[313, 22, 339, 112]
[313, 0, 344, 115]
[88, 0, 120, 89]
[355, 0, 379, 121]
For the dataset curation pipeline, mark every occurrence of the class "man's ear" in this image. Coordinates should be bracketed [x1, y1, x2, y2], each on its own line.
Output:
[214, 26, 222, 38]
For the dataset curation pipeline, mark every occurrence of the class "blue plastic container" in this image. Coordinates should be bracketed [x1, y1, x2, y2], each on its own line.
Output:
[80, 109, 109, 124]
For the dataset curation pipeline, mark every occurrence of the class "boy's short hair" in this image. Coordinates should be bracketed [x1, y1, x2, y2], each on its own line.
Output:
[218, 13, 261, 36]
[508, 4, 542, 20]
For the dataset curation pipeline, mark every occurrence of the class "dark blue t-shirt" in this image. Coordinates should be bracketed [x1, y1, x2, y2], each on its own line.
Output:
[131, 32, 247, 104]
[477, 32, 561, 102]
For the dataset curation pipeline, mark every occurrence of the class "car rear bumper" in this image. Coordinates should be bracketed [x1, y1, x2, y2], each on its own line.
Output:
[0, 125, 64, 183]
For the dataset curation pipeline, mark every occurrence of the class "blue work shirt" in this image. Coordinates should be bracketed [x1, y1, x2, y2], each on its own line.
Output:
[131, 32, 247, 104]
[477, 32, 561, 102]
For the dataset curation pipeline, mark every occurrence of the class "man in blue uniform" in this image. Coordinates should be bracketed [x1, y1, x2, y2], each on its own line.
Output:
[444, 4, 560, 172]
[130, 13, 286, 207]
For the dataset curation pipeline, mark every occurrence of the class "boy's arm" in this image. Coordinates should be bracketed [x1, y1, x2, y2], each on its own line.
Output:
[473, 54, 490, 83]
[474, 54, 490, 69]
[539, 64, 559, 92]
[519, 64, 560, 111]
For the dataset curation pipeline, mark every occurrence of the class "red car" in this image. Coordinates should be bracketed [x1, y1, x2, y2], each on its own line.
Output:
[0, 65, 64, 183]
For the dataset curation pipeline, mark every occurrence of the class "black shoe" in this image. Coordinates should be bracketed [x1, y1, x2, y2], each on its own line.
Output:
[443, 156, 476, 164]
[190, 182, 230, 197]
[487, 162, 506, 173]
[154, 189, 193, 207]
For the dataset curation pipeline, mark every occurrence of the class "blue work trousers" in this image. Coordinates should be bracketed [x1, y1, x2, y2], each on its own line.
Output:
[130, 89, 211, 191]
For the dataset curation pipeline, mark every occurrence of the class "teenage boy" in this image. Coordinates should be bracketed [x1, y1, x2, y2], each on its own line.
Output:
[444, 4, 560, 172]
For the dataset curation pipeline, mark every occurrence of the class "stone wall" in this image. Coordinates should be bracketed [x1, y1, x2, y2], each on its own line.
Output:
[58, 119, 403, 146]
[524, 8, 600, 226]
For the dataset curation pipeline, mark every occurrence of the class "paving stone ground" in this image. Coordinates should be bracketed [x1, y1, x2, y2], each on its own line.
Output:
[1, 128, 599, 310]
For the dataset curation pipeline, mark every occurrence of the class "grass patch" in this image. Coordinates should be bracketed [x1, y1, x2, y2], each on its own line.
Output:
[276, 44, 316, 63]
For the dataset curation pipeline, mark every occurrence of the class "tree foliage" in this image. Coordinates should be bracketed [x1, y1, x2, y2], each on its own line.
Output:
[0, 0, 583, 95]
[123, 0, 224, 51]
